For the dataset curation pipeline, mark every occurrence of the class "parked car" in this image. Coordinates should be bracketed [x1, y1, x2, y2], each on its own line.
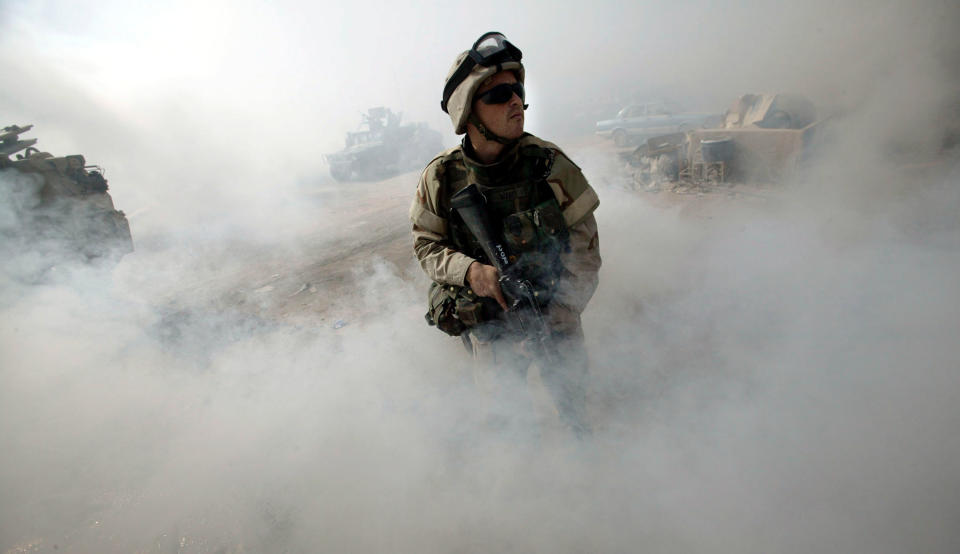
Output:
[595, 102, 717, 146]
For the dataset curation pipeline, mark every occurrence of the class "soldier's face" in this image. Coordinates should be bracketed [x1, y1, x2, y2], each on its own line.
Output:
[471, 71, 525, 140]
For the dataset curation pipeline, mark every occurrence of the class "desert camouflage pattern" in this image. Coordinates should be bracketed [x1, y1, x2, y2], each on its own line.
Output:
[409, 134, 600, 315]
[443, 50, 525, 135]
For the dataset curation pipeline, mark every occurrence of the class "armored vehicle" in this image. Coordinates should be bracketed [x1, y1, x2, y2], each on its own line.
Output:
[0, 124, 133, 270]
[326, 107, 443, 182]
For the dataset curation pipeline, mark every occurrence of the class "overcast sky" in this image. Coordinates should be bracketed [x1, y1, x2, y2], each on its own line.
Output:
[4, 0, 955, 168]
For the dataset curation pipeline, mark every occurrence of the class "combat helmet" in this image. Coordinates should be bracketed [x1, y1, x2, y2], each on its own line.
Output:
[441, 32, 526, 137]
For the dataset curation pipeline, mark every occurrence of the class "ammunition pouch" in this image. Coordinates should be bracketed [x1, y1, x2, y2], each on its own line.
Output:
[426, 282, 465, 336]
[425, 282, 500, 337]
[501, 197, 568, 253]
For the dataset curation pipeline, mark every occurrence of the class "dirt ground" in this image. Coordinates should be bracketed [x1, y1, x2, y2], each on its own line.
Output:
[240, 172, 419, 326]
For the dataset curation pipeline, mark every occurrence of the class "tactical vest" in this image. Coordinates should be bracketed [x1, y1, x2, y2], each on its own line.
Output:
[437, 140, 570, 304]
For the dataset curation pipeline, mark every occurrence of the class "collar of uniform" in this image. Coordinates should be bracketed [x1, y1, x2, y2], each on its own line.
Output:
[460, 134, 528, 185]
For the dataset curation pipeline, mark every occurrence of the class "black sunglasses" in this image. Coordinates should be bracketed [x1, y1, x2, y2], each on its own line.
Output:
[476, 82, 525, 105]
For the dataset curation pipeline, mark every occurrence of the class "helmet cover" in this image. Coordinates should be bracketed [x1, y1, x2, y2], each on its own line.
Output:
[443, 49, 525, 134]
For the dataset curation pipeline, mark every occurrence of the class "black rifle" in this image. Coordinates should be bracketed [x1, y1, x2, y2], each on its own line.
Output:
[450, 183, 558, 363]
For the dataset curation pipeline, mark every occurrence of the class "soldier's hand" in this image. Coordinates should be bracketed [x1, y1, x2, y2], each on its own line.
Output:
[466, 262, 509, 311]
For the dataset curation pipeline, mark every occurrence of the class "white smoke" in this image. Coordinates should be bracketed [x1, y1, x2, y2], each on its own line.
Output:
[2, 0, 960, 552]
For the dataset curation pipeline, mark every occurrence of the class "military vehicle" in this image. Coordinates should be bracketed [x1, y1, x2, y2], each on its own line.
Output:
[326, 107, 443, 182]
[0, 124, 133, 271]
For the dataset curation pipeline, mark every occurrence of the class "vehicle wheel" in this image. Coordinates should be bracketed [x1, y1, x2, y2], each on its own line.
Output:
[612, 129, 628, 147]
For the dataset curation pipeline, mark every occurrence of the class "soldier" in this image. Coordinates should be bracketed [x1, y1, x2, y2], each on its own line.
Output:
[410, 32, 601, 436]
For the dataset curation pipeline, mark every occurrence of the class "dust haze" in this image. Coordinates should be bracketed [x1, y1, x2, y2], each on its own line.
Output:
[2, 1, 960, 552]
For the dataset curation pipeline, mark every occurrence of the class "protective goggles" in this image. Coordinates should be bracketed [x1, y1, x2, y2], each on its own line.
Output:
[475, 82, 525, 105]
[441, 32, 523, 113]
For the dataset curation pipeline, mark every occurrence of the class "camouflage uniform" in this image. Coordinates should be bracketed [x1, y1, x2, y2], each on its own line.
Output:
[410, 133, 601, 434]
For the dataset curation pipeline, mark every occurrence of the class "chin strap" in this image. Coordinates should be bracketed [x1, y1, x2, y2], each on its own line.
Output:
[468, 113, 519, 146]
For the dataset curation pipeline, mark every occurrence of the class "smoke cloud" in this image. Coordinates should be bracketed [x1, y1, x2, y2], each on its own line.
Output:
[2, 0, 959, 552]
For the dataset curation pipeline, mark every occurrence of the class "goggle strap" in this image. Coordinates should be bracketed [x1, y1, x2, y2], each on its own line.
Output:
[442, 58, 478, 113]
